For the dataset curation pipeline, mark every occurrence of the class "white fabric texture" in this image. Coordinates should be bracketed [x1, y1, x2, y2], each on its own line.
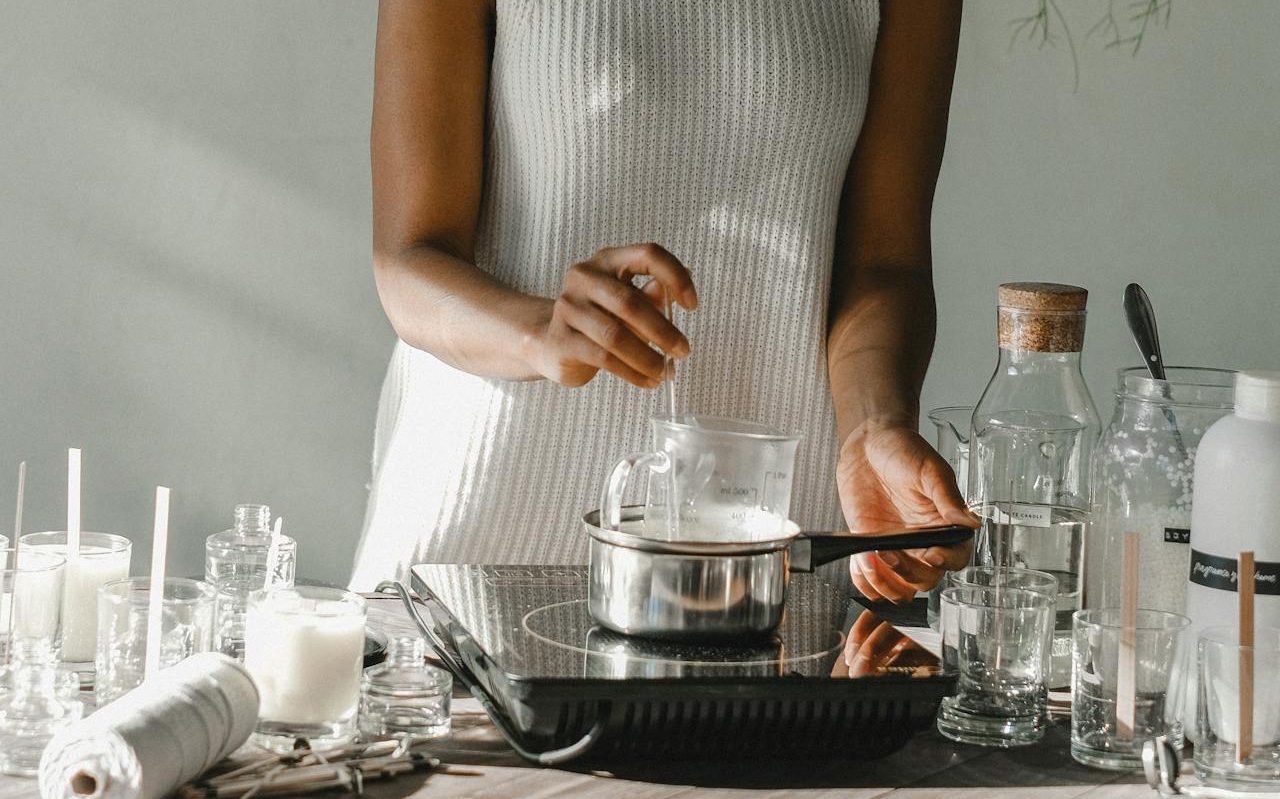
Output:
[351, 0, 880, 589]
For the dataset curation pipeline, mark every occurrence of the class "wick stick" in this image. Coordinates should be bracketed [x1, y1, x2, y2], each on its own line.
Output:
[1238, 550, 1255, 763]
[144, 486, 171, 681]
[6, 462, 26, 665]
[263, 517, 284, 589]
[12, 461, 25, 549]
[67, 448, 81, 568]
[1116, 532, 1140, 740]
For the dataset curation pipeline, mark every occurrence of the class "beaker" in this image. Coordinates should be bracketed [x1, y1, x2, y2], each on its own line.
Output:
[600, 415, 801, 541]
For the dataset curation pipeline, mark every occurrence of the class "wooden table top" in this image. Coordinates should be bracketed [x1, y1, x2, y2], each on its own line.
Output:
[3, 596, 1175, 799]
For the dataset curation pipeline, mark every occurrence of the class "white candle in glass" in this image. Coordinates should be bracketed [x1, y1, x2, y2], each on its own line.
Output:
[22, 532, 130, 662]
[244, 586, 366, 749]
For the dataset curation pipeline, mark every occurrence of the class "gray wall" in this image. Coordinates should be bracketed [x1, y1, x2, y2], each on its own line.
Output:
[2, 2, 1277, 584]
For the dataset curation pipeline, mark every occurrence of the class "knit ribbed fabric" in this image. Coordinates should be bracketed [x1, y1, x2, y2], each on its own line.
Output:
[350, 0, 879, 589]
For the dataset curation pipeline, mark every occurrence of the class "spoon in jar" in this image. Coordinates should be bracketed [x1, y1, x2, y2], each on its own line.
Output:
[1123, 283, 1188, 461]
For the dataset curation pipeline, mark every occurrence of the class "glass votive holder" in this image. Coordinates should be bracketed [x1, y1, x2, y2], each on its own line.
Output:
[22, 532, 132, 664]
[94, 577, 215, 705]
[1, 548, 66, 663]
[937, 584, 1054, 747]
[1194, 626, 1280, 790]
[934, 566, 1058, 662]
[245, 586, 367, 752]
[1070, 608, 1189, 771]
[359, 636, 452, 741]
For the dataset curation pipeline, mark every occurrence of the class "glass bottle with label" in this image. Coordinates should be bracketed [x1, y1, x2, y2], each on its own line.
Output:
[1092, 367, 1234, 614]
[967, 282, 1100, 687]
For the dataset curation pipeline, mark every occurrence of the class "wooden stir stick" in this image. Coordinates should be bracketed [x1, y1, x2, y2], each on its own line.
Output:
[1116, 531, 1139, 740]
[1238, 550, 1255, 764]
[144, 486, 171, 681]
[6, 462, 26, 665]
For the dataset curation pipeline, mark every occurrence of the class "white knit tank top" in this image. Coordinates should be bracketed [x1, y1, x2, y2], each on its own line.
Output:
[351, 0, 879, 589]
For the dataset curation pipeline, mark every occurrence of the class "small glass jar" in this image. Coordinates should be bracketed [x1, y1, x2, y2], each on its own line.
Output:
[1091, 367, 1234, 613]
[204, 504, 296, 589]
[359, 636, 451, 740]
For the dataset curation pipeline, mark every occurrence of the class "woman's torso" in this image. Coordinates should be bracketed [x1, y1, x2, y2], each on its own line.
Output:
[351, 0, 879, 588]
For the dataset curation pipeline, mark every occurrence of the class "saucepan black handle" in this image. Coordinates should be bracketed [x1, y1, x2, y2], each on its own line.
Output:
[787, 524, 975, 573]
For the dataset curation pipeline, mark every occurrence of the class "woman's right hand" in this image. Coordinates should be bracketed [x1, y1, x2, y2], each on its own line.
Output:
[522, 243, 699, 389]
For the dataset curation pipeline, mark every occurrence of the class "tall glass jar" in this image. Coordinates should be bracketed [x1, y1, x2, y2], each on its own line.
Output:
[968, 282, 1100, 686]
[1091, 367, 1234, 614]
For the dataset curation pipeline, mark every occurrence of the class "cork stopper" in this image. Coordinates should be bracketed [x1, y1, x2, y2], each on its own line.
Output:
[997, 282, 1087, 352]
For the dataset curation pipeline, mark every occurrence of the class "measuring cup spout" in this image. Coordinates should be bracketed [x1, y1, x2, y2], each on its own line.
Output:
[787, 525, 974, 573]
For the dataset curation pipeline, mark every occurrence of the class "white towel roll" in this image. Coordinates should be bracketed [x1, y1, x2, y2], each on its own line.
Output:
[39, 653, 259, 799]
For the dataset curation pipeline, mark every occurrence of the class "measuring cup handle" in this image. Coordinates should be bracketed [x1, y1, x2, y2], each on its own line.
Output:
[600, 451, 670, 530]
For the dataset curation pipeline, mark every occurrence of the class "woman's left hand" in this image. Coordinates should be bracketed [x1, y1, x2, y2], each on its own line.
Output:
[836, 416, 978, 603]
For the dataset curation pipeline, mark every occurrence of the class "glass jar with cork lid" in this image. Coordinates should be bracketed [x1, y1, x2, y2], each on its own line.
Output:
[967, 282, 1100, 687]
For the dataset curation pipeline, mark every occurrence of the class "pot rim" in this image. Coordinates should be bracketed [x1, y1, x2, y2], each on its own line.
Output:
[583, 507, 800, 556]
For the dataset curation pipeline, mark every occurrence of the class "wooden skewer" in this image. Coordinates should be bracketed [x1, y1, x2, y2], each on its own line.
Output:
[1116, 531, 1139, 740]
[6, 462, 26, 664]
[263, 517, 284, 590]
[1238, 550, 1255, 764]
[144, 486, 171, 681]
[67, 448, 81, 571]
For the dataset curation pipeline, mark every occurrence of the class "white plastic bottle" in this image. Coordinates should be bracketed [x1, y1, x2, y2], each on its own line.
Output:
[1184, 371, 1280, 635]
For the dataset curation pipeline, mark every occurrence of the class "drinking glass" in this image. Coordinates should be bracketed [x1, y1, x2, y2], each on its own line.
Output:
[22, 531, 132, 664]
[600, 415, 801, 542]
[1070, 609, 1189, 770]
[972, 501, 1086, 687]
[937, 585, 1054, 747]
[0, 549, 66, 663]
[931, 565, 1058, 640]
[245, 586, 367, 752]
[94, 577, 215, 705]
[1194, 626, 1280, 790]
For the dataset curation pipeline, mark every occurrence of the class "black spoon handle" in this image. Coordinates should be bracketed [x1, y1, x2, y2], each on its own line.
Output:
[788, 525, 975, 573]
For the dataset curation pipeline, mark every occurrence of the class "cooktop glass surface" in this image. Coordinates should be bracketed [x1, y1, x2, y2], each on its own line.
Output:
[413, 564, 941, 681]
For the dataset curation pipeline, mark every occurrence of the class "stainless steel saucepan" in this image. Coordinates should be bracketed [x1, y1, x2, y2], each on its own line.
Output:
[585, 507, 974, 640]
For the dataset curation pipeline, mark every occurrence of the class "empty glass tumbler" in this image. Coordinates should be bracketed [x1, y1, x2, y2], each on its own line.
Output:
[1194, 626, 1280, 790]
[931, 565, 1057, 638]
[600, 415, 800, 541]
[937, 585, 1054, 747]
[1092, 367, 1234, 613]
[1071, 608, 1189, 771]
[94, 577, 215, 705]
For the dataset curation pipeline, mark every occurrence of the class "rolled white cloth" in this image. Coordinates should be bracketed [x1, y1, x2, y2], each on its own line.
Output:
[39, 653, 259, 799]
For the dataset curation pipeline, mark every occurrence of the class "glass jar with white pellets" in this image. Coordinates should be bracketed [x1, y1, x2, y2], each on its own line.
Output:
[1091, 367, 1234, 613]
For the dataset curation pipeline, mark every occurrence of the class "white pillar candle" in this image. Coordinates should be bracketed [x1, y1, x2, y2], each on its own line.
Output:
[22, 533, 131, 662]
[243, 590, 365, 725]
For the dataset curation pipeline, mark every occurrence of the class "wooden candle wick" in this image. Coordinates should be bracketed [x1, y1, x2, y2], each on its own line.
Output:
[1238, 550, 1255, 764]
[1116, 531, 1139, 740]
[144, 486, 171, 681]
[6, 461, 26, 665]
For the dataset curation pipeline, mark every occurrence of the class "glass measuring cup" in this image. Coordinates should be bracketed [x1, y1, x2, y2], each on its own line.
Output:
[599, 415, 801, 542]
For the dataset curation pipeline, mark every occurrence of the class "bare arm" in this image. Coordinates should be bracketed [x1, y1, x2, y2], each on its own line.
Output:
[371, 0, 694, 386]
[829, 0, 960, 438]
[829, 0, 974, 601]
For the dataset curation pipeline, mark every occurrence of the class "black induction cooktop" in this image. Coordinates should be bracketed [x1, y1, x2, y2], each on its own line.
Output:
[400, 564, 954, 764]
